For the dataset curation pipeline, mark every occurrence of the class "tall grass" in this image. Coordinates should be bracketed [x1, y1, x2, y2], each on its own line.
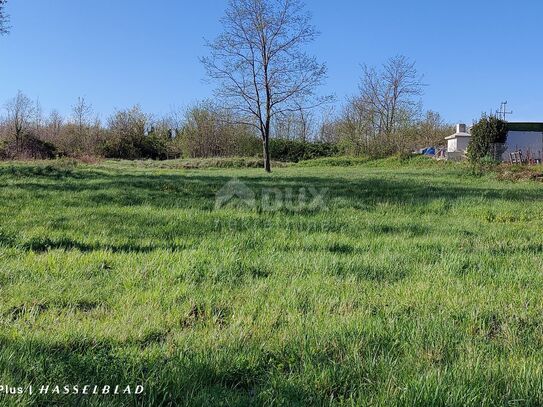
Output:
[0, 159, 542, 405]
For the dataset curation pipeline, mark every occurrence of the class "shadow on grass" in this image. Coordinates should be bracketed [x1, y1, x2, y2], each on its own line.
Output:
[1, 166, 539, 260]
[0, 326, 398, 406]
[0, 164, 105, 180]
[17, 235, 192, 254]
[2, 167, 541, 211]
[0, 335, 269, 406]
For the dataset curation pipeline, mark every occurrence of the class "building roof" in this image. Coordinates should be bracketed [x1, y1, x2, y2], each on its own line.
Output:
[445, 132, 471, 140]
[507, 122, 543, 132]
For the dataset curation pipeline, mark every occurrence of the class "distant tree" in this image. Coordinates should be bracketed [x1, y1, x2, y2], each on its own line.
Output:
[334, 55, 425, 157]
[418, 111, 447, 145]
[5, 91, 34, 153]
[273, 103, 315, 142]
[33, 98, 43, 132]
[104, 105, 151, 159]
[0, 0, 9, 35]
[202, 0, 329, 172]
[359, 55, 424, 136]
[336, 96, 373, 155]
[44, 110, 63, 141]
[166, 106, 184, 138]
[179, 101, 259, 158]
[316, 106, 338, 143]
[72, 97, 93, 136]
[55, 97, 96, 156]
[48, 110, 63, 132]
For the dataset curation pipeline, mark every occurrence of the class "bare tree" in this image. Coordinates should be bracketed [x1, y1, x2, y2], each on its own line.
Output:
[72, 96, 93, 136]
[359, 55, 424, 136]
[273, 106, 314, 141]
[333, 55, 425, 156]
[5, 91, 34, 153]
[316, 106, 338, 143]
[298, 106, 312, 142]
[45, 109, 63, 141]
[337, 98, 371, 155]
[417, 110, 453, 147]
[179, 100, 259, 158]
[0, 0, 9, 35]
[201, 0, 329, 172]
[33, 98, 43, 132]
[167, 105, 185, 137]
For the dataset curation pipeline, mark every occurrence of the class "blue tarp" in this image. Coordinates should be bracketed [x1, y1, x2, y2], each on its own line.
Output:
[420, 147, 436, 156]
[424, 147, 436, 155]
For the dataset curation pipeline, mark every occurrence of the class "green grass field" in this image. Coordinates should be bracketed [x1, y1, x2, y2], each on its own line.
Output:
[1, 158, 543, 406]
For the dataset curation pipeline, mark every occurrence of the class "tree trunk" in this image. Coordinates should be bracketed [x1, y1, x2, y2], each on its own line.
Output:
[262, 133, 271, 173]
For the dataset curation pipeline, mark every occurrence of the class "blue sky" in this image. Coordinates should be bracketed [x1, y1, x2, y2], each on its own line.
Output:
[1, 0, 542, 123]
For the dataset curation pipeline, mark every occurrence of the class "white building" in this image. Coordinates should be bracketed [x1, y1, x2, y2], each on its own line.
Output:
[502, 123, 543, 162]
[445, 122, 543, 162]
[445, 124, 471, 160]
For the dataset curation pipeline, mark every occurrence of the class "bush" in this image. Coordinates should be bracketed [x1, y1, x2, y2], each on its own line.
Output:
[53, 123, 104, 158]
[468, 115, 507, 163]
[101, 106, 177, 160]
[0, 133, 57, 159]
[269, 139, 339, 162]
[178, 102, 261, 158]
[140, 132, 170, 160]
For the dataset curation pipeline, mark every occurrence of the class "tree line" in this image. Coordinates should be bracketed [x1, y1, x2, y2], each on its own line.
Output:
[0, 87, 451, 162]
[0, 0, 453, 169]
[0, 94, 260, 160]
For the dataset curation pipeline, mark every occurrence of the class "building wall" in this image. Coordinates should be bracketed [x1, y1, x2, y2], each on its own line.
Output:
[502, 131, 543, 161]
[456, 137, 470, 153]
[447, 137, 470, 153]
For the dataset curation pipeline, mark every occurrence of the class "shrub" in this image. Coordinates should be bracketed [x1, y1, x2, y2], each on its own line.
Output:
[53, 123, 104, 158]
[0, 133, 57, 159]
[140, 132, 170, 160]
[178, 102, 261, 158]
[269, 139, 339, 162]
[101, 106, 177, 160]
[468, 115, 507, 163]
